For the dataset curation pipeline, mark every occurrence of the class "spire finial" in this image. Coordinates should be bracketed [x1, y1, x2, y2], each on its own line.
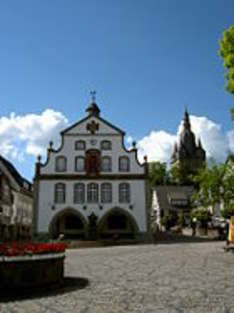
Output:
[183, 106, 191, 129]
[90, 90, 96, 103]
[86, 91, 100, 116]
[198, 137, 202, 148]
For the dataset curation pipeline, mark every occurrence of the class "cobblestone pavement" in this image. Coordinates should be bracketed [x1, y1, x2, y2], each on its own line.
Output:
[1, 242, 234, 313]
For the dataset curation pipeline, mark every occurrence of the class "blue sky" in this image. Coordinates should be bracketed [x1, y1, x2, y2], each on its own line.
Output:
[0, 0, 233, 180]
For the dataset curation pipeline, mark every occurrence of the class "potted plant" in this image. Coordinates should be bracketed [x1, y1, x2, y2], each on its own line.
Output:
[0, 242, 67, 289]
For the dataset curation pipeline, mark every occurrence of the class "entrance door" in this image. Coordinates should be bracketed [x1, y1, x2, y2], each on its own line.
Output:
[86, 149, 101, 175]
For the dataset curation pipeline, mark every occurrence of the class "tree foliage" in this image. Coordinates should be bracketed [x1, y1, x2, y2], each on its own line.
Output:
[170, 162, 195, 186]
[192, 159, 234, 217]
[160, 211, 178, 230]
[219, 25, 234, 94]
[149, 161, 170, 188]
[191, 208, 211, 228]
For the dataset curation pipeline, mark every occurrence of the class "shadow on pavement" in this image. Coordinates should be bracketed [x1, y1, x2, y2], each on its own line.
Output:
[0, 276, 89, 303]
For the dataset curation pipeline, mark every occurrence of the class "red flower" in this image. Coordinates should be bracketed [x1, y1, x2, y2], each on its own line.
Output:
[0, 242, 67, 257]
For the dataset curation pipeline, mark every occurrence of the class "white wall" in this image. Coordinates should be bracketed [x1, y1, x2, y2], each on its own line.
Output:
[40, 134, 144, 175]
[152, 190, 161, 225]
[37, 114, 147, 235]
[12, 190, 33, 226]
[38, 179, 147, 233]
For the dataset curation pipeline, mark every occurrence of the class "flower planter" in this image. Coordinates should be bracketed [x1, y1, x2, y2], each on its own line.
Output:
[0, 253, 65, 289]
[0, 243, 66, 289]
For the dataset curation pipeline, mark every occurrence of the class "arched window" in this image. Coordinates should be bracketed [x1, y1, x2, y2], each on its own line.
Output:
[87, 183, 98, 203]
[101, 156, 112, 172]
[101, 183, 112, 203]
[119, 156, 130, 172]
[75, 140, 86, 150]
[74, 183, 85, 204]
[119, 183, 130, 203]
[55, 156, 67, 172]
[101, 140, 112, 150]
[75, 156, 85, 172]
[55, 183, 66, 203]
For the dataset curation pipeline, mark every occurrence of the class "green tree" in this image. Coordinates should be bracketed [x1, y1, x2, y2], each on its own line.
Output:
[149, 162, 170, 188]
[170, 162, 195, 185]
[219, 25, 234, 94]
[221, 155, 234, 218]
[219, 25, 234, 119]
[160, 211, 178, 230]
[191, 208, 211, 229]
[192, 161, 234, 217]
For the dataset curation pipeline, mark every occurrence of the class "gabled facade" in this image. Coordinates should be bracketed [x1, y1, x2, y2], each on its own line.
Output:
[151, 185, 194, 227]
[34, 100, 150, 241]
[0, 170, 13, 240]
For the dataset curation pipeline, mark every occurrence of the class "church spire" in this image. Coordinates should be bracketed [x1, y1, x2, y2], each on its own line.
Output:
[86, 91, 101, 117]
[198, 138, 203, 149]
[183, 107, 191, 130]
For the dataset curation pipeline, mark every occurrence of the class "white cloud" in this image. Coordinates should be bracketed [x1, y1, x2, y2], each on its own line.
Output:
[126, 135, 133, 146]
[0, 109, 69, 162]
[0, 109, 233, 179]
[227, 130, 234, 152]
[138, 131, 177, 163]
[138, 115, 234, 164]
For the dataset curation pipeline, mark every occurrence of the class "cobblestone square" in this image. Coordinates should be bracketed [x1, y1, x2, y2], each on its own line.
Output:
[1, 242, 234, 313]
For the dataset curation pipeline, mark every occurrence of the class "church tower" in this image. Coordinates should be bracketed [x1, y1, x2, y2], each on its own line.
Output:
[171, 109, 206, 175]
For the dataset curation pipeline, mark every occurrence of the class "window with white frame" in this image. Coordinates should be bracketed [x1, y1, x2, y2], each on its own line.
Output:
[101, 156, 112, 172]
[101, 183, 112, 203]
[119, 183, 130, 203]
[87, 183, 98, 203]
[119, 156, 130, 172]
[55, 183, 66, 203]
[74, 183, 85, 203]
[55, 156, 67, 172]
[75, 156, 85, 172]
[101, 140, 112, 150]
[75, 140, 86, 150]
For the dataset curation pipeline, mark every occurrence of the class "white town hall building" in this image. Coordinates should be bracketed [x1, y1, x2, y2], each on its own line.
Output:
[34, 98, 150, 241]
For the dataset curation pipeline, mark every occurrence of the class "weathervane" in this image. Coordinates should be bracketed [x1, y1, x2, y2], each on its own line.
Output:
[90, 90, 96, 103]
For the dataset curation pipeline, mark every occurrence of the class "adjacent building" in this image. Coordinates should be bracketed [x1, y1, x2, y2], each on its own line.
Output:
[34, 98, 150, 241]
[151, 185, 194, 227]
[0, 156, 33, 241]
[151, 110, 206, 228]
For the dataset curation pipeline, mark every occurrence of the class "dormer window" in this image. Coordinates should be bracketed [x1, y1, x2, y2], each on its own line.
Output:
[101, 140, 112, 150]
[119, 156, 130, 172]
[75, 140, 86, 151]
[55, 156, 67, 172]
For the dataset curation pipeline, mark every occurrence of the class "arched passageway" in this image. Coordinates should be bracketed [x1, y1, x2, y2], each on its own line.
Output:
[49, 209, 88, 240]
[98, 208, 139, 240]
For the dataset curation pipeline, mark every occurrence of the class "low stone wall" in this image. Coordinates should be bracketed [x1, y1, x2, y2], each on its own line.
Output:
[0, 253, 65, 289]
